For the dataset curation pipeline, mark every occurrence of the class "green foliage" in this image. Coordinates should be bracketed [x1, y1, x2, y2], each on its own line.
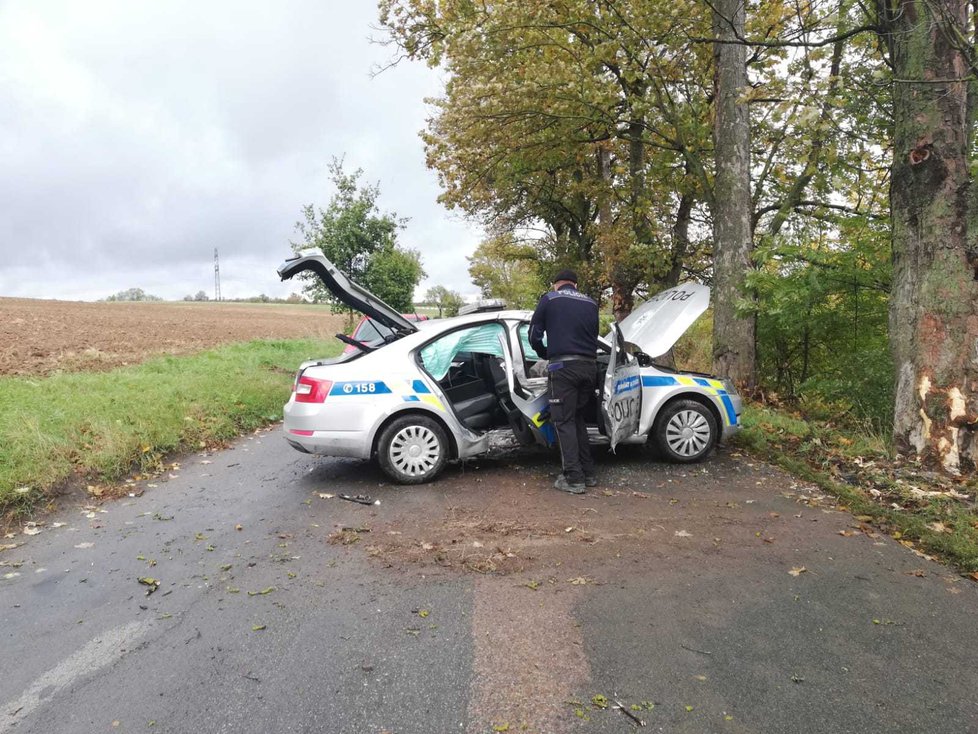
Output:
[104, 288, 163, 302]
[291, 158, 423, 311]
[363, 247, 425, 312]
[424, 285, 464, 317]
[468, 234, 546, 308]
[0, 338, 340, 519]
[750, 215, 892, 431]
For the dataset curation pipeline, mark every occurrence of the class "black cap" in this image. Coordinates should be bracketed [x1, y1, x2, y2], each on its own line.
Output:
[552, 269, 578, 284]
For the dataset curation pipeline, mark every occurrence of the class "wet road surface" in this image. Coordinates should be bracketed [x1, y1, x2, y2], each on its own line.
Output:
[2, 426, 977, 733]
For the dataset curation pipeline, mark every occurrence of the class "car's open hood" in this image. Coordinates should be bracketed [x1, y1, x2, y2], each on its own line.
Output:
[277, 250, 418, 338]
[618, 283, 710, 358]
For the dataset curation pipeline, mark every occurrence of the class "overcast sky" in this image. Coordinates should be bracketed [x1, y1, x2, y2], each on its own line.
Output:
[0, 0, 483, 302]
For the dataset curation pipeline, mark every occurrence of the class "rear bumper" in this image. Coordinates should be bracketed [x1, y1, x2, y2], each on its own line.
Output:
[282, 425, 372, 458]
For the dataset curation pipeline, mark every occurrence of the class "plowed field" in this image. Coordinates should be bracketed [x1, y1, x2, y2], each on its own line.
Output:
[0, 298, 347, 376]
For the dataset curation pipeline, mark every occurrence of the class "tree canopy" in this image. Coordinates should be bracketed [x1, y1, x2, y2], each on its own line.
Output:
[291, 158, 425, 313]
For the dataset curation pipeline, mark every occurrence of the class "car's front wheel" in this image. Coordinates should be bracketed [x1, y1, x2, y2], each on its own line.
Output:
[377, 414, 450, 484]
[652, 399, 718, 463]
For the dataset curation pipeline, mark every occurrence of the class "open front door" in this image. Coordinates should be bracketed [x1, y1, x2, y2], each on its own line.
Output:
[601, 323, 642, 451]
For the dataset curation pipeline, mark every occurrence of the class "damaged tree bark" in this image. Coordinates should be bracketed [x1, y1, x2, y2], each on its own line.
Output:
[880, 0, 978, 473]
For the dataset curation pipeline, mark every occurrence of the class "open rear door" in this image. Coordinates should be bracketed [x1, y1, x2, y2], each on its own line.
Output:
[601, 323, 642, 451]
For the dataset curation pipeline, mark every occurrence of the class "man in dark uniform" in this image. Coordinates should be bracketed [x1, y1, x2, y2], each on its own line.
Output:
[529, 269, 599, 494]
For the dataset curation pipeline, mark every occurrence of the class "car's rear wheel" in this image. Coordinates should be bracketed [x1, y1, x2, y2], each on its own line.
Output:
[377, 415, 449, 484]
[653, 399, 718, 463]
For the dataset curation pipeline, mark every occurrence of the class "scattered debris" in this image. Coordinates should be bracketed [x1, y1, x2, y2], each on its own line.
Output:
[612, 697, 646, 727]
[247, 587, 275, 596]
[138, 577, 160, 595]
[788, 566, 808, 577]
[339, 494, 380, 506]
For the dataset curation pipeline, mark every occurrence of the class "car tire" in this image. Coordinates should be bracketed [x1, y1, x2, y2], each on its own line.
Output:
[377, 414, 450, 484]
[652, 399, 718, 463]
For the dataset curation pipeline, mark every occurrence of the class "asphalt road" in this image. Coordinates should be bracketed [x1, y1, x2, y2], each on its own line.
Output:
[2, 427, 976, 734]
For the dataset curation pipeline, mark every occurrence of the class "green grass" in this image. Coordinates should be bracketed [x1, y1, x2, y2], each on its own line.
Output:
[737, 404, 978, 574]
[0, 338, 341, 519]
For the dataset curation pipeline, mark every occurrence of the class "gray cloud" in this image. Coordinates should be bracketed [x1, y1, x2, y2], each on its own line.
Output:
[0, 0, 481, 301]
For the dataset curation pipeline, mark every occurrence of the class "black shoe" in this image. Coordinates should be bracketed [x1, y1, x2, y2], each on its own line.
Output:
[584, 475, 598, 488]
[554, 474, 585, 494]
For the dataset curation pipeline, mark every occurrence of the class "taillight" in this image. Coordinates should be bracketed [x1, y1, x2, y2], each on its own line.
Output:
[294, 376, 332, 403]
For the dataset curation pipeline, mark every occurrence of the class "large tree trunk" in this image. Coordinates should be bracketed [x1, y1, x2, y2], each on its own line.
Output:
[711, 0, 756, 388]
[880, 0, 978, 473]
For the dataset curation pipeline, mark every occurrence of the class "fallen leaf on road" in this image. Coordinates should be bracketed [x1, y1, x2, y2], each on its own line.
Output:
[855, 515, 873, 523]
[591, 694, 608, 709]
[492, 724, 510, 732]
[926, 521, 951, 534]
[51, 522, 66, 528]
[905, 570, 926, 577]
[675, 530, 692, 538]
[418, 609, 429, 618]
[247, 587, 275, 596]
[969, 572, 978, 582]
[138, 577, 160, 595]
[74, 542, 94, 549]
[788, 567, 807, 577]
[317, 493, 335, 499]
[235, 524, 243, 531]
[22, 523, 42, 536]
[0, 544, 18, 552]
[252, 625, 266, 631]
[838, 530, 856, 537]
[568, 576, 592, 585]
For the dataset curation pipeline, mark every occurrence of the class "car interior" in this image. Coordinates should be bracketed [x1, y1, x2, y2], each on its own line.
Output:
[418, 322, 615, 441]
[436, 351, 511, 431]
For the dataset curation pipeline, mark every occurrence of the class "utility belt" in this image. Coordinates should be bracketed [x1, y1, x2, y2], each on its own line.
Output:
[548, 354, 596, 363]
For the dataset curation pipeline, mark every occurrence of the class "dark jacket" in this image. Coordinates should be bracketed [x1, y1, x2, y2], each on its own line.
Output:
[528, 285, 599, 360]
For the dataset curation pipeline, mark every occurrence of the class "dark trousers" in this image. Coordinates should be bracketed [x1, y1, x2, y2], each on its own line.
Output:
[548, 360, 596, 483]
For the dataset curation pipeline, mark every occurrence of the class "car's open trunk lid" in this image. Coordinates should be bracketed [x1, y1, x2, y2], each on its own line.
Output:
[277, 250, 419, 338]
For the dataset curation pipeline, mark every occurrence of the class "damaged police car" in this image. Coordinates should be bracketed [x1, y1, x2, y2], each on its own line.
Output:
[277, 250, 742, 484]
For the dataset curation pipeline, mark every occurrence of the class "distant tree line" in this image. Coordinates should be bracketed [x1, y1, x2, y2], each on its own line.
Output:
[102, 288, 163, 302]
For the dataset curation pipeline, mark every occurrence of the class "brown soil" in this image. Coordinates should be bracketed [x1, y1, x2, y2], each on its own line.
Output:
[344, 446, 840, 580]
[0, 298, 347, 376]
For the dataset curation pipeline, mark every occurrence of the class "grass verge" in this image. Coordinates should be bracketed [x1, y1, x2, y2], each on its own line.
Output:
[0, 338, 340, 520]
[736, 404, 978, 575]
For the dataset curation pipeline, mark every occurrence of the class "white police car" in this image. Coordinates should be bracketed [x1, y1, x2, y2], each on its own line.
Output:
[278, 251, 742, 484]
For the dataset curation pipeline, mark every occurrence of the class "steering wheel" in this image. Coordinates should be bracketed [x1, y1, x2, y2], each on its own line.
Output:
[336, 333, 374, 352]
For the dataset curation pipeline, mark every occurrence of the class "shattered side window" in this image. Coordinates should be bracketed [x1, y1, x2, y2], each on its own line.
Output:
[419, 323, 506, 380]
